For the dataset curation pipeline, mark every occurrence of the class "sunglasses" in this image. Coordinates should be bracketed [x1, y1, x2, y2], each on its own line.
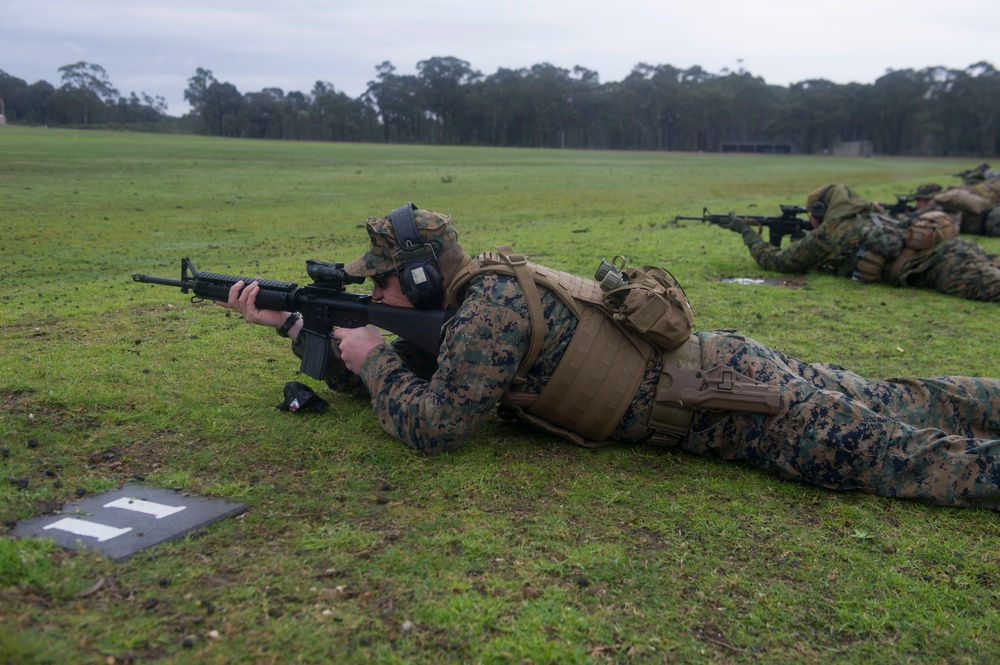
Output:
[371, 270, 396, 288]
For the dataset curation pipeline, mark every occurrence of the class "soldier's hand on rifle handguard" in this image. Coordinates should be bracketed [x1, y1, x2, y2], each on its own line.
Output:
[715, 212, 750, 234]
[219, 279, 293, 329]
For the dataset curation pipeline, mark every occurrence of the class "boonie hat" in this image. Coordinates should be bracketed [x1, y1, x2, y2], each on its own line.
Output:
[345, 208, 458, 277]
[907, 183, 942, 200]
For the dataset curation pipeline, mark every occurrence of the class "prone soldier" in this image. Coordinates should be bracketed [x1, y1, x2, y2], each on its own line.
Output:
[715, 184, 1000, 302]
[221, 203, 1000, 510]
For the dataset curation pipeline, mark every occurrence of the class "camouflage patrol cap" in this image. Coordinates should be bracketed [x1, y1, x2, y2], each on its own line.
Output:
[907, 183, 942, 200]
[344, 208, 458, 277]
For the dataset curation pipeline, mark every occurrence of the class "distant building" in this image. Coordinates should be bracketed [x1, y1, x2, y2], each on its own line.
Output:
[719, 142, 793, 154]
[831, 141, 873, 157]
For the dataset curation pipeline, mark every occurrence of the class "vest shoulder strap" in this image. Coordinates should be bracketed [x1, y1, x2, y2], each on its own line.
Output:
[443, 247, 550, 376]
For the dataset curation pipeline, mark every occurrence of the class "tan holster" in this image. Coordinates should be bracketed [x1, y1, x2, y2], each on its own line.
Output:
[647, 335, 781, 446]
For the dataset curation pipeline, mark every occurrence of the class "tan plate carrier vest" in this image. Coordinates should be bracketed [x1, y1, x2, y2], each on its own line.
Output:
[443, 247, 781, 448]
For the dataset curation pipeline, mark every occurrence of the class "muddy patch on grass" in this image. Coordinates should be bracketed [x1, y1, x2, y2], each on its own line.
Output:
[721, 277, 808, 288]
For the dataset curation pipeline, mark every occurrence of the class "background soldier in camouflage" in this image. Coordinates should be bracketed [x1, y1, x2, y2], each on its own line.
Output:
[717, 183, 1000, 302]
[955, 162, 1000, 186]
[896, 179, 1000, 237]
[221, 206, 1000, 510]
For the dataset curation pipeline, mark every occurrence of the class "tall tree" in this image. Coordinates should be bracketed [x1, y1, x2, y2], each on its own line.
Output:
[417, 56, 482, 144]
[0, 70, 29, 122]
[311, 81, 368, 141]
[871, 68, 932, 155]
[56, 61, 119, 124]
[202, 81, 244, 137]
[930, 63, 1000, 156]
[365, 61, 426, 142]
[58, 62, 118, 101]
[184, 68, 218, 132]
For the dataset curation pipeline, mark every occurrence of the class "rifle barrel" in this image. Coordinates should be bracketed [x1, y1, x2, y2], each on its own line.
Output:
[132, 274, 185, 288]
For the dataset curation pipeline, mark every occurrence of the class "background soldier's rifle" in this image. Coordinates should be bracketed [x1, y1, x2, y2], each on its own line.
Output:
[953, 163, 995, 185]
[133, 258, 453, 380]
[674, 205, 812, 247]
[875, 196, 916, 216]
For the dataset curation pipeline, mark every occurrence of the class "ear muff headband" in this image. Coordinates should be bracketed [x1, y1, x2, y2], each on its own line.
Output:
[389, 203, 444, 309]
[390, 202, 421, 251]
[810, 184, 835, 221]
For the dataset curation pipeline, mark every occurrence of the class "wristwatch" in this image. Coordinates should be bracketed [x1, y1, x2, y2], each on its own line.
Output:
[276, 312, 301, 338]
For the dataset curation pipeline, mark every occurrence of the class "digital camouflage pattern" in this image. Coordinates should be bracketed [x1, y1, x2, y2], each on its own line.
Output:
[740, 184, 1000, 301]
[987, 206, 1000, 237]
[925, 178, 1000, 236]
[299, 265, 1000, 509]
[344, 208, 459, 277]
[688, 331, 1000, 510]
[352, 272, 659, 453]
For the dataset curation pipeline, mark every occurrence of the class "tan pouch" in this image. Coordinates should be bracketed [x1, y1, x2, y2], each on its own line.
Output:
[970, 178, 1000, 202]
[604, 265, 694, 352]
[905, 211, 960, 251]
[934, 188, 993, 214]
[852, 250, 886, 282]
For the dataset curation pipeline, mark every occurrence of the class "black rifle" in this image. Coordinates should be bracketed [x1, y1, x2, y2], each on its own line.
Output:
[675, 205, 812, 247]
[132, 258, 453, 380]
[953, 163, 995, 185]
[876, 196, 915, 216]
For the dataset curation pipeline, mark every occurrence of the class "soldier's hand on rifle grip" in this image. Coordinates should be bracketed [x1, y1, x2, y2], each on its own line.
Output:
[218, 280, 289, 329]
[333, 325, 386, 373]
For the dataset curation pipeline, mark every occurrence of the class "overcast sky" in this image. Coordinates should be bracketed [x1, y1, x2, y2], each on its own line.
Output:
[4, 0, 998, 117]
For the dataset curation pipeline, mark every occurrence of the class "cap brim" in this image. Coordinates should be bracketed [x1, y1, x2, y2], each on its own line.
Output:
[344, 253, 377, 277]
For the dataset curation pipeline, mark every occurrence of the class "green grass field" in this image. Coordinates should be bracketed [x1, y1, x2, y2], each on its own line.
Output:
[1, 126, 998, 664]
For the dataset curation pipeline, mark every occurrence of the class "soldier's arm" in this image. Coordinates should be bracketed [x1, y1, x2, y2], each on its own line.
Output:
[742, 223, 837, 273]
[358, 275, 531, 454]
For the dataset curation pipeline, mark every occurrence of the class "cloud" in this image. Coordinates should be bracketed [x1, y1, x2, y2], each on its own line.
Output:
[3, 0, 997, 117]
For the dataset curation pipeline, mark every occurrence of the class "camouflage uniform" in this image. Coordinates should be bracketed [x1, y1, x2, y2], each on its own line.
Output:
[688, 332, 1000, 510]
[922, 179, 1000, 237]
[297, 206, 1000, 510]
[738, 184, 1000, 302]
[957, 162, 999, 186]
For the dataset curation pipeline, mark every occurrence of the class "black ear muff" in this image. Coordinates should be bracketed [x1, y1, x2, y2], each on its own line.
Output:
[810, 184, 835, 221]
[389, 203, 444, 309]
[399, 261, 443, 309]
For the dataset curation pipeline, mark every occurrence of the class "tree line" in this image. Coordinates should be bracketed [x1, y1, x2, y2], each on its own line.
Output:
[0, 62, 167, 128]
[2, 58, 998, 156]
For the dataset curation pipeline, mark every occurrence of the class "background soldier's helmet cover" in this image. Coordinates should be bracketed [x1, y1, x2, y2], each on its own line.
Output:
[908, 183, 943, 200]
[345, 209, 459, 277]
[805, 184, 833, 211]
[805, 184, 839, 222]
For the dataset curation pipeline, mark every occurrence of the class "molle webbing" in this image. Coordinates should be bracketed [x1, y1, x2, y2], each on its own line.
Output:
[524, 307, 651, 442]
[444, 247, 656, 445]
[647, 336, 701, 445]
